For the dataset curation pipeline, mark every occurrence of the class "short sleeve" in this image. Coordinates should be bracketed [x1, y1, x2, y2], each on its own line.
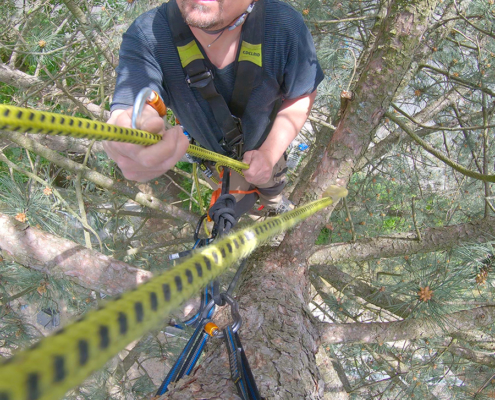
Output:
[111, 10, 169, 111]
[281, 12, 324, 100]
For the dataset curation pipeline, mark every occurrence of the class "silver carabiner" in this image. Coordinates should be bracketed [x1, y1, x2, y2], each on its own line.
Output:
[131, 87, 154, 130]
[200, 293, 242, 338]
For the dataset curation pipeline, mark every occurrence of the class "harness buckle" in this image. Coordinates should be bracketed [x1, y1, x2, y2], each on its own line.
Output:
[219, 116, 244, 158]
[187, 70, 213, 89]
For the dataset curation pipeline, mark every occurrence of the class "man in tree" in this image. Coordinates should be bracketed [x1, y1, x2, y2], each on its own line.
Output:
[104, 0, 323, 217]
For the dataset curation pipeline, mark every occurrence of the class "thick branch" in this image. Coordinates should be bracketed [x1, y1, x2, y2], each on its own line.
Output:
[309, 217, 495, 265]
[0, 213, 152, 296]
[388, 111, 495, 182]
[319, 306, 495, 344]
[0, 61, 43, 88]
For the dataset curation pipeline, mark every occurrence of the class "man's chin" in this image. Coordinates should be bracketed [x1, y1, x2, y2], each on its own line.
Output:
[183, 13, 224, 30]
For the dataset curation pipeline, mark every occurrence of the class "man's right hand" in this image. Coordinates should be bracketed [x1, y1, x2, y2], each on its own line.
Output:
[103, 105, 189, 182]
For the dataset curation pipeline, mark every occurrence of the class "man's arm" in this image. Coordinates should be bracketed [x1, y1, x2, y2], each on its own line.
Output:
[103, 105, 189, 182]
[243, 89, 317, 185]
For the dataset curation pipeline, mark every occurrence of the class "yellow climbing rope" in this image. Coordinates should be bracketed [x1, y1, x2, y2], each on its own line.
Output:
[0, 103, 349, 400]
[0, 196, 336, 400]
[0, 104, 248, 176]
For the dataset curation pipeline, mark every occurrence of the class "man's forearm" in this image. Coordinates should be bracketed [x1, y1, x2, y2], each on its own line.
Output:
[257, 90, 317, 165]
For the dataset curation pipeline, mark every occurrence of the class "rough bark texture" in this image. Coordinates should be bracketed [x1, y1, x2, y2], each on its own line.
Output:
[0, 213, 152, 296]
[285, 0, 440, 257]
[308, 217, 495, 265]
[163, 250, 338, 399]
[318, 306, 495, 344]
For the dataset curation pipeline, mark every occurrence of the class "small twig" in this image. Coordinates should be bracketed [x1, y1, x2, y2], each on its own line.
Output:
[0, 285, 37, 306]
[75, 140, 98, 250]
[411, 196, 422, 241]
[308, 115, 336, 130]
[343, 196, 356, 242]
[163, 173, 199, 205]
[313, 15, 376, 24]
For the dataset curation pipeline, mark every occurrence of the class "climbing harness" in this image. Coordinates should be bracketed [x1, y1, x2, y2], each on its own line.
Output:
[167, 0, 269, 159]
[129, 86, 256, 397]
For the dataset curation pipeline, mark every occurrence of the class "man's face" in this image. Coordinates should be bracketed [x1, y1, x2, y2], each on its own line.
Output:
[177, 0, 252, 31]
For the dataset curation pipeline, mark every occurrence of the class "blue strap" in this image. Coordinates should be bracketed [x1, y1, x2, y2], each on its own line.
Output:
[156, 320, 210, 395]
[223, 325, 261, 400]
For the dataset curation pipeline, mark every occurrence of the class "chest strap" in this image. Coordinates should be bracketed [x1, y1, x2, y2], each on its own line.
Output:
[167, 0, 265, 158]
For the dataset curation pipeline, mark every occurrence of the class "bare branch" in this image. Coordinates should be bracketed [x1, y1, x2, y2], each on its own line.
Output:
[0, 213, 152, 296]
[319, 306, 495, 344]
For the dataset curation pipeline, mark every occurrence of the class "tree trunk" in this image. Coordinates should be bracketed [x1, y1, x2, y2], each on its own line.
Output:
[162, 0, 442, 398]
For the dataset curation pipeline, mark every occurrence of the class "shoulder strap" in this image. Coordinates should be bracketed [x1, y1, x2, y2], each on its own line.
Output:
[230, 0, 265, 119]
[167, 0, 265, 157]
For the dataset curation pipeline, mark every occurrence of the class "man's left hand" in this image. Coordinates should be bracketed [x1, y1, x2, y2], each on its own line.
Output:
[242, 149, 275, 185]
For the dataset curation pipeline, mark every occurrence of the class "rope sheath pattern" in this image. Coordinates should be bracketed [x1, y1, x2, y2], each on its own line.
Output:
[0, 197, 333, 400]
[0, 105, 248, 174]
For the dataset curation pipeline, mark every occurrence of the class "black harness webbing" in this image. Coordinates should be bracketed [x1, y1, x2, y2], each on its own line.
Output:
[167, 0, 265, 158]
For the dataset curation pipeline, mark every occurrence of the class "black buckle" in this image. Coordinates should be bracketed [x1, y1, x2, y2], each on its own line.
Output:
[187, 70, 213, 89]
[219, 116, 244, 158]
[219, 137, 242, 159]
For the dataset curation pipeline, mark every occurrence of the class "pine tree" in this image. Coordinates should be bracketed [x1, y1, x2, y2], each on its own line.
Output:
[1, 0, 495, 399]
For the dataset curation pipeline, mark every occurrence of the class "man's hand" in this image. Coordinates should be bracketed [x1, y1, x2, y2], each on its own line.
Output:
[242, 149, 276, 185]
[103, 106, 189, 182]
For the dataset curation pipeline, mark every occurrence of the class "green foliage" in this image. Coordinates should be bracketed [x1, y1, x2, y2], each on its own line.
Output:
[0, 0, 494, 398]
[0, 173, 64, 234]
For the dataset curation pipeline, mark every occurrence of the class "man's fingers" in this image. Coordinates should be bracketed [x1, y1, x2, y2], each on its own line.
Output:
[133, 125, 187, 168]
[140, 114, 167, 135]
[242, 151, 254, 165]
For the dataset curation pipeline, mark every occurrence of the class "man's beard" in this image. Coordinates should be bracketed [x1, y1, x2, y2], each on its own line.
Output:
[180, 0, 226, 31]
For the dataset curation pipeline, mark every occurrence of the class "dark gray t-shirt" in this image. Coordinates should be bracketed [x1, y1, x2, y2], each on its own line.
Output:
[111, 0, 324, 154]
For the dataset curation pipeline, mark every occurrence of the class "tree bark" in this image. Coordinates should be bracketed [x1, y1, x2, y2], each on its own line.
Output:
[160, 1, 444, 397]
[163, 249, 345, 399]
[318, 306, 495, 344]
[308, 217, 495, 265]
[0, 213, 152, 296]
